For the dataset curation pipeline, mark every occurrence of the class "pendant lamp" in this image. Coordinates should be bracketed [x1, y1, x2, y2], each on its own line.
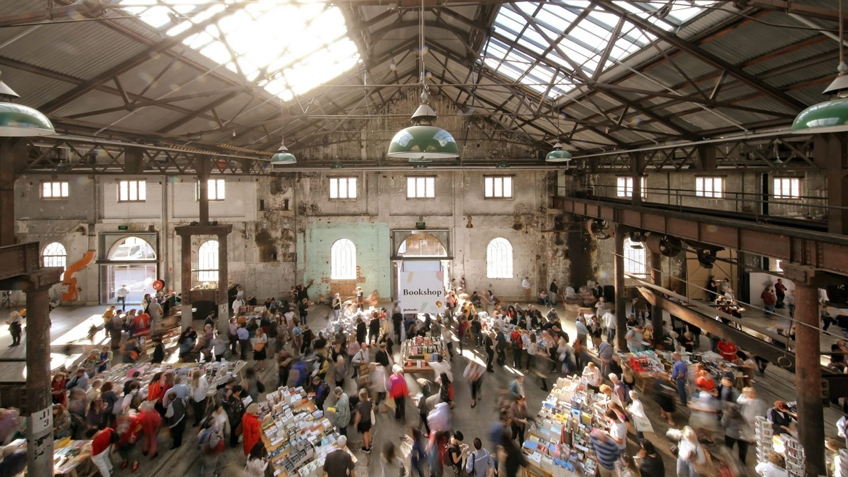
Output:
[792, 0, 848, 133]
[387, 0, 459, 161]
[545, 141, 572, 162]
[0, 70, 54, 137]
[270, 99, 296, 166]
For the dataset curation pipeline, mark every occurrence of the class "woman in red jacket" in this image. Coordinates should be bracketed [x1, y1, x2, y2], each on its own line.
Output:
[389, 365, 410, 423]
[241, 403, 262, 457]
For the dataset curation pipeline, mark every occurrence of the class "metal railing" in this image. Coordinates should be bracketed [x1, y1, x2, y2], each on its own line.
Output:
[558, 184, 833, 224]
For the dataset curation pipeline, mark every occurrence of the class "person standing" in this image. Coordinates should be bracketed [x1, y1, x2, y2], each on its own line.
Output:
[484, 331, 495, 372]
[761, 286, 777, 318]
[333, 387, 351, 436]
[637, 440, 664, 477]
[602, 309, 616, 343]
[354, 388, 374, 453]
[389, 365, 409, 423]
[197, 418, 224, 477]
[116, 284, 130, 312]
[671, 352, 688, 406]
[465, 438, 493, 477]
[91, 427, 118, 477]
[138, 401, 161, 459]
[6, 311, 22, 347]
[332, 293, 342, 321]
[164, 390, 186, 449]
[324, 435, 355, 477]
[588, 430, 621, 477]
[237, 324, 250, 360]
[549, 279, 559, 306]
[521, 277, 532, 303]
[241, 403, 261, 457]
[774, 279, 787, 308]
[189, 369, 208, 427]
[464, 361, 485, 408]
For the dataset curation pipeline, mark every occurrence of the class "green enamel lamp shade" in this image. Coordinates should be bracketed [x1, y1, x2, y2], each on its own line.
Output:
[545, 142, 572, 162]
[387, 125, 459, 159]
[271, 144, 296, 165]
[0, 102, 54, 137]
[791, 97, 848, 134]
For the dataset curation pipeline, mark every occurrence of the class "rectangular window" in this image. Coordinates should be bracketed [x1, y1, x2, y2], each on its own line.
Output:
[196, 179, 225, 201]
[484, 176, 514, 199]
[118, 180, 146, 202]
[695, 177, 724, 198]
[329, 177, 358, 199]
[407, 177, 435, 199]
[773, 177, 800, 199]
[616, 177, 647, 198]
[40, 181, 69, 199]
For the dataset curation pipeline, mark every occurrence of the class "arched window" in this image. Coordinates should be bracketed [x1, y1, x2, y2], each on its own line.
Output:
[624, 238, 648, 278]
[487, 238, 513, 278]
[42, 242, 67, 279]
[198, 240, 219, 282]
[331, 239, 356, 280]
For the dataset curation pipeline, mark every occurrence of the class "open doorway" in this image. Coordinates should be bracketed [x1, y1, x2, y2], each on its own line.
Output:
[392, 231, 451, 302]
[101, 236, 158, 304]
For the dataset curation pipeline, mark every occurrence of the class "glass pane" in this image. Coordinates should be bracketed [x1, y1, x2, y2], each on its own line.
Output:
[416, 177, 425, 197]
[407, 178, 415, 198]
[695, 178, 703, 196]
[494, 178, 503, 197]
[330, 178, 338, 198]
[42, 183, 50, 197]
[773, 178, 781, 197]
[791, 179, 800, 197]
[339, 178, 348, 198]
[426, 178, 435, 198]
[129, 181, 138, 201]
[485, 177, 493, 197]
[119, 181, 128, 201]
[138, 181, 146, 201]
[504, 177, 513, 198]
[61, 182, 69, 197]
[349, 178, 357, 199]
[217, 179, 225, 200]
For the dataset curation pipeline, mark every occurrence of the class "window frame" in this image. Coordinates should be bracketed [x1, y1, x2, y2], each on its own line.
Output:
[196, 178, 226, 201]
[42, 242, 67, 280]
[197, 240, 220, 283]
[486, 237, 514, 279]
[406, 176, 436, 199]
[118, 180, 147, 203]
[330, 239, 357, 280]
[40, 181, 69, 199]
[615, 176, 647, 199]
[695, 176, 725, 199]
[484, 175, 514, 199]
[773, 177, 801, 199]
[328, 177, 358, 200]
[623, 238, 648, 278]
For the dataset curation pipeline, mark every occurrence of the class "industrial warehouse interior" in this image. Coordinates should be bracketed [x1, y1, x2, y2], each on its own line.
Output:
[2, 0, 848, 476]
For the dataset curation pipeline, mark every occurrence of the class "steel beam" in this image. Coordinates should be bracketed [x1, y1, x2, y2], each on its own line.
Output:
[562, 196, 848, 277]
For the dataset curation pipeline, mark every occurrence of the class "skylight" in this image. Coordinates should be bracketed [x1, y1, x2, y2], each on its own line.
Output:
[486, 1, 714, 99]
[118, 0, 361, 101]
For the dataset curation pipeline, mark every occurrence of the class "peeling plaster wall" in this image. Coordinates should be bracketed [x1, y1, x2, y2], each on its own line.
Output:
[13, 170, 567, 306]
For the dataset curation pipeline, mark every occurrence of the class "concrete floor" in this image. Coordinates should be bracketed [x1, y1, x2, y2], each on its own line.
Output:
[0, 299, 844, 476]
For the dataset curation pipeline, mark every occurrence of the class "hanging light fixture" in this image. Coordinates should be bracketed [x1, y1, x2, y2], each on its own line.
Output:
[271, 99, 296, 166]
[792, 0, 848, 133]
[546, 111, 571, 162]
[387, 0, 459, 161]
[0, 70, 54, 137]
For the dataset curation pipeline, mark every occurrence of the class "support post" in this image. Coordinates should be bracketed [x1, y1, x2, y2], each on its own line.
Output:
[793, 282, 825, 476]
[217, 232, 229, 335]
[197, 158, 209, 225]
[650, 251, 664, 340]
[25, 285, 52, 477]
[614, 228, 628, 351]
[630, 154, 643, 207]
[0, 140, 18, 247]
[816, 134, 848, 235]
[180, 233, 192, 330]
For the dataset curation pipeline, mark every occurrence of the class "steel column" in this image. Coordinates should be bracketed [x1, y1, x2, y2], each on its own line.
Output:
[794, 282, 825, 477]
[217, 232, 229, 337]
[25, 286, 52, 477]
[180, 233, 192, 330]
[0, 141, 18, 246]
[614, 229, 628, 351]
[650, 252, 664, 340]
[197, 159, 209, 225]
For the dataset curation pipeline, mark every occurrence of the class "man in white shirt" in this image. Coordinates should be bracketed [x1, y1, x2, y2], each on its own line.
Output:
[116, 284, 130, 312]
[605, 409, 628, 450]
[429, 355, 453, 384]
[232, 297, 244, 316]
[521, 277, 532, 303]
[602, 311, 617, 343]
[582, 362, 602, 392]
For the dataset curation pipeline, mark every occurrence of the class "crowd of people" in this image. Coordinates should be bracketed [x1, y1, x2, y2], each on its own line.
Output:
[2, 272, 826, 477]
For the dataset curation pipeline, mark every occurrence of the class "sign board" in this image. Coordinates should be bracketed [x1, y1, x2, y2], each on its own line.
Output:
[399, 264, 444, 314]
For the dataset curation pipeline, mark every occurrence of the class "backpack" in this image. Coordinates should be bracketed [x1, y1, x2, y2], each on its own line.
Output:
[130, 392, 143, 411]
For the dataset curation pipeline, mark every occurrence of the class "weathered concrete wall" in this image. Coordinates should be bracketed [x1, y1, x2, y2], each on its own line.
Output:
[12, 170, 567, 306]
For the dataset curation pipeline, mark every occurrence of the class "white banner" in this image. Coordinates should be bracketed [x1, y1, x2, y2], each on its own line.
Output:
[399, 267, 445, 314]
